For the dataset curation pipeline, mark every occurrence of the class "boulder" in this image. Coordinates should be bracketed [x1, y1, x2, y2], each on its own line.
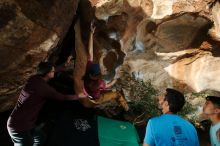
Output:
[0, 0, 79, 112]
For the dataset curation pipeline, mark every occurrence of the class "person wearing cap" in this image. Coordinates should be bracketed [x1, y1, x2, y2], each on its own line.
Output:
[203, 96, 220, 146]
[82, 21, 129, 111]
[143, 88, 200, 146]
[7, 61, 86, 146]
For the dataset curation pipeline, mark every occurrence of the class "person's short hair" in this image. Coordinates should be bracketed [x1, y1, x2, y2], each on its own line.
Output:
[206, 96, 220, 108]
[164, 88, 185, 113]
[37, 61, 53, 77]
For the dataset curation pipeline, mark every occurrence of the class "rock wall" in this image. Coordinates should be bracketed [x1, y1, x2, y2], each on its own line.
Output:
[1, 0, 220, 111]
[85, 0, 220, 93]
[0, 0, 79, 111]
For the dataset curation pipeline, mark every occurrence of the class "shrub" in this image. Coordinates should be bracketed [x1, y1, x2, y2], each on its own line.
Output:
[116, 73, 160, 122]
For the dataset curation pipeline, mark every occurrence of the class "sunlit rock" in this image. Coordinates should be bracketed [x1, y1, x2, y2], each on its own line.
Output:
[1, 0, 220, 112]
[165, 49, 220, 92]
[151, 0, 173, 19]
[90, 0, 216, 92]
[211, 1, 220, 40]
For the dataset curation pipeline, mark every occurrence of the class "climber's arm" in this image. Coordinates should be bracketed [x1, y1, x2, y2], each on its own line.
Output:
[88, 21, 96, 62]
[105, 79, 117, 88]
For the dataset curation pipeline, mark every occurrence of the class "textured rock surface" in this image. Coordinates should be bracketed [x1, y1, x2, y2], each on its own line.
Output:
[0, 0, 79, 111]
[212, 1, 220, 39]
[1, 0, 220, 111]
[86, 0, 218, 93]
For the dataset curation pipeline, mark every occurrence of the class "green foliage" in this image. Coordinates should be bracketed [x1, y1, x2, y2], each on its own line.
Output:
[116, 73, 160, 119]
[116, 73, 205, 124]
[190, 92, 209, 98]
[128, 80, 160, 117]
[179, 92, 209, 123]
[178, 100, 197, 120]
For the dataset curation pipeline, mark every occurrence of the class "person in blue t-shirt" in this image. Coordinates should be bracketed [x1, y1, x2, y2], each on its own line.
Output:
[203, 96, 220, 146]
[143, 88, 200, 146]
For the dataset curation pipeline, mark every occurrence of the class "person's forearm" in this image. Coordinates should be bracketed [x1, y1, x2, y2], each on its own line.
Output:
[106, 79, 117, 88]
[66, 92, 88, 100]
[66, 95, 81, 100]
[66, 95, 77, 100]
[88, 32, 93, 61]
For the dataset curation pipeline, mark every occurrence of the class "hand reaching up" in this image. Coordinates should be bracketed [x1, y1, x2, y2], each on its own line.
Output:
[64, 55, 73, 67]
[90, 20, 96, 34]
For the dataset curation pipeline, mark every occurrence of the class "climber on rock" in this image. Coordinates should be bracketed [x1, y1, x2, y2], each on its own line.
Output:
[7, 61, 87, 146]
[82, 21, 129, 111]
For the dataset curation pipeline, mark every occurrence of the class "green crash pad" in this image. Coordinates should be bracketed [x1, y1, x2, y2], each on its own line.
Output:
[98, 116, 140, 146]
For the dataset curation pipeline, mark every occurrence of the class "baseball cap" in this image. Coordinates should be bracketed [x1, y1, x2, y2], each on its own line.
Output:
[89, 63, 101, 76]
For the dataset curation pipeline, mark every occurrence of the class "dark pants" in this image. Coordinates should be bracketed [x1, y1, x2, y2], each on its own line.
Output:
[8, 127, 45, 146]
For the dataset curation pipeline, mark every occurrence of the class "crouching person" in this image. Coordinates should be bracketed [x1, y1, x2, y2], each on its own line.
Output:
[143, 88, 200, 146]
[7, 62, 86, 146]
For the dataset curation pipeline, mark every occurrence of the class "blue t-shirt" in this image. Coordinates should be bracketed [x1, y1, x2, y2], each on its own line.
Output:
[210, 122, 220, 146]
[144, 114, 200, 146]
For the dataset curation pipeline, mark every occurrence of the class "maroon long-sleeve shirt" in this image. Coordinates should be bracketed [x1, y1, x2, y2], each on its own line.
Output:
[7, 75, 75, 132]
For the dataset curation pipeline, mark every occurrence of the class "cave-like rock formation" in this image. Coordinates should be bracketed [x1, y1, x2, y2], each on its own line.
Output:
[0, 0, 79, 111]
[1, 0, 220, 111]
[88, 0, 220, 92]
